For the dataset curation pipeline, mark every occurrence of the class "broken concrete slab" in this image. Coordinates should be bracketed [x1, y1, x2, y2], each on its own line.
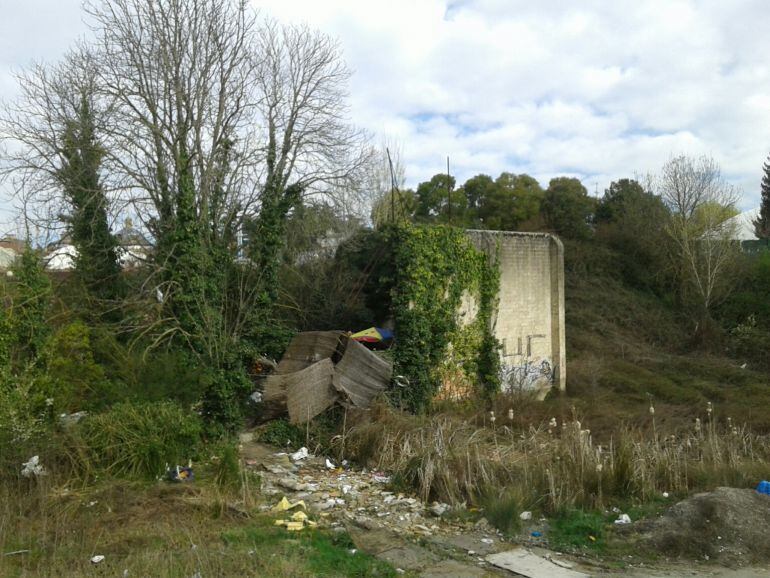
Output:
[347, 526, 404, 555]
[429, 532, 501, 555]
[486, 548, 590, 578]
[347, 525, 439, 571]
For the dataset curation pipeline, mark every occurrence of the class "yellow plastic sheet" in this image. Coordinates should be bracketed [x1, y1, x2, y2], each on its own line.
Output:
[272, 496, 306, 512]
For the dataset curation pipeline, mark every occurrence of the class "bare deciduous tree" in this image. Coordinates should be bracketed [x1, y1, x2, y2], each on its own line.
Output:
[249, 19, 371, 303]
[0, 50, 107, 238]
[658, 154, 741, 318]
[2, 0, 371, 374]
[84, 0, 262, 245]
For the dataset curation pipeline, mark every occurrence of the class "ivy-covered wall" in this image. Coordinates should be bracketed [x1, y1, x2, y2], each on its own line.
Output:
[384, 225, 501, 412]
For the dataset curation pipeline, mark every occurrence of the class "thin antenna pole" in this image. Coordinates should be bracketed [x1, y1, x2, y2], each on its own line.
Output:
[447, 155, 451, 225]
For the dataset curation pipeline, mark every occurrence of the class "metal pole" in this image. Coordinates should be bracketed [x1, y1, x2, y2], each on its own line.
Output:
[447, 155, 451, 225]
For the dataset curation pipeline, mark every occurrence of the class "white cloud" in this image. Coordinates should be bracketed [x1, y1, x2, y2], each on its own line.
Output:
[2, 0, 769, 217]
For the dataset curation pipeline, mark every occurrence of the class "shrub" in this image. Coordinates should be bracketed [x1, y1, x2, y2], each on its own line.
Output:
[200, 366, 254, 437]
[211, 441, 242, 489]
[481, 488, 526, 536]
[42, 321, 111, 411]
[78, 401, 203, 478]
[128, 349, 212, 407]
[0, 368, 53, 479]
[254, 418, 305, 450]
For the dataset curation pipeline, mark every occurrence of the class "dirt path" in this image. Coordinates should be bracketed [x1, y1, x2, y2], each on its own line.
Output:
[239, 436, 770, 578]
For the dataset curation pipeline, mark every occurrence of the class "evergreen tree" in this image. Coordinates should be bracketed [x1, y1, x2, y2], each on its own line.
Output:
[753, 154, 770, 241]
[57, 95, 123, 308]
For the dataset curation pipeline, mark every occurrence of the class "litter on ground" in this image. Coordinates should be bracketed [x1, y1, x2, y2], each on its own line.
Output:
[272, 496, 307, 512]
[21, 456, 46, 478]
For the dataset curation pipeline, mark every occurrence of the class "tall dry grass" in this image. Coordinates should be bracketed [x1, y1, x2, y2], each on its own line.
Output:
[344, 401, 770, 514]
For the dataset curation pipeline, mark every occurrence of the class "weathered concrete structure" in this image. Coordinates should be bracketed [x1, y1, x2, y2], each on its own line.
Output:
[466, 230, 566, 399]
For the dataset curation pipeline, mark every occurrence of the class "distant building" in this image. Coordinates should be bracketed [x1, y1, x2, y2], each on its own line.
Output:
[44, 220, 153, 271]
[115, 219, 152, 268]
[45, 244, 78, 271]
[725, 208, 770, 254]
[0, 236, 25, 271]
[728, 208, 759, 241]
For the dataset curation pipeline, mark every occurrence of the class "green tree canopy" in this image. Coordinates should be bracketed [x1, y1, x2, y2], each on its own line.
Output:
[480, 172, 543, 230]
[596, 178, 670, 289]
[596, 178, 648, 223]
[415, 174, 456, 222]
[541, 177, 595, 239]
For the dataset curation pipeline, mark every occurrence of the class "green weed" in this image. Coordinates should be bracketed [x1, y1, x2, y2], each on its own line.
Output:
[481, 488, 526, 536]
[222, 523, 398, 577]
[549, 509, 606, 551]
[76, 401, 203, 478]
[255, 418, 305, 450]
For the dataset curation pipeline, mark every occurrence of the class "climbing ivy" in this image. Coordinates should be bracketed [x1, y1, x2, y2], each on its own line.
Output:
[386, 224, 500, 412]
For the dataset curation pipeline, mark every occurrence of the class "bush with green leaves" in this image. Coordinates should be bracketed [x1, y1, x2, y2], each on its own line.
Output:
[6, 247, 52, 367]
[255, 418, 306, 449]
[41, 320, 111, 411]
[200, 365, 254, 437]
[388, 225, 500, 411]
[78, 401, 203, 478]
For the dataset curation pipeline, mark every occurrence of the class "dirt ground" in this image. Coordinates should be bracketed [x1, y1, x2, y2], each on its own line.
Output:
[239, 435, 770, 577]
[634, 487, 770, 565]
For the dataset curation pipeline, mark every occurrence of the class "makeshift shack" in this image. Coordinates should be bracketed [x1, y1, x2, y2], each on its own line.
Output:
[261, 331, 392, 424]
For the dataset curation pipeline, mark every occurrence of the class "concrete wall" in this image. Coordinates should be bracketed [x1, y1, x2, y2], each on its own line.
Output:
[466, 230, 566, 399]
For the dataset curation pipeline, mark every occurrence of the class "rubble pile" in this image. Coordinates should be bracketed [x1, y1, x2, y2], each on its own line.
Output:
[245, 441, 468, 538]
[240, 437, 615, 577]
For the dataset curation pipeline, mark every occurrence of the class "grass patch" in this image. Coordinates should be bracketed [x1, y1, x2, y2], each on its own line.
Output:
[0, 474, 398, 577]
[548, 509, 606, 552]
[76, 400, 203, 478]
[222, 522, 397, 577]
[480, 488, 525, 536]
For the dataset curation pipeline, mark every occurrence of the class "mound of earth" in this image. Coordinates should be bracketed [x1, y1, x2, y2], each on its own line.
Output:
[638, 487, 770, 564]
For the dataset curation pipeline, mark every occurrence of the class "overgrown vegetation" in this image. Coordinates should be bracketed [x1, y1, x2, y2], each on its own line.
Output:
[1, 0, 770, 573]
[387, 224, 501, 411]
[344, 400, 770, 521]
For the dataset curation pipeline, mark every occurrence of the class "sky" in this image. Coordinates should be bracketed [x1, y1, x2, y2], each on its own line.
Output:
[1, 0, 769, 216]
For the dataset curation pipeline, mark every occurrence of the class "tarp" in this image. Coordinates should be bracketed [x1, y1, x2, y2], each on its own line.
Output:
[350, 327, 394, 344]
[333, 338, 392, 408]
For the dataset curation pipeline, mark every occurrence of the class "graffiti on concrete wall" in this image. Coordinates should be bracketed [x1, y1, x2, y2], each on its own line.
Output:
[499, 333, 555, 392]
